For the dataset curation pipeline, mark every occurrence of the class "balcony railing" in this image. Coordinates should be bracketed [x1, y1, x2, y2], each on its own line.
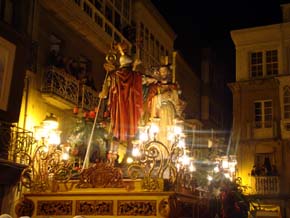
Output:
[0, 121, 34, 165]
[41, 66, 99, 111]
[81, 84, 99, 111]
[41, 67, 79, 107]
[251, 176, 279, 195]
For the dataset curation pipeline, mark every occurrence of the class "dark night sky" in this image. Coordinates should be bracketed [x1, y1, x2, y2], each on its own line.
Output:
[151, 0, 290, 78]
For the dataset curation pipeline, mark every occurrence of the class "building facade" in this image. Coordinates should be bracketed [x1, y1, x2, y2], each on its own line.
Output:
[230, 4, 290, 217]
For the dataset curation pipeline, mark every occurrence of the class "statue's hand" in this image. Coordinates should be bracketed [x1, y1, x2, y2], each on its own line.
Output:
[99, 90, 107, 99]
[142, 76, 158, 85]
[104, 63, 115, 72]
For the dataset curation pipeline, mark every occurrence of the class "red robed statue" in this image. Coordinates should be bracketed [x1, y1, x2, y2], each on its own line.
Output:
[101, 43, 143, 142]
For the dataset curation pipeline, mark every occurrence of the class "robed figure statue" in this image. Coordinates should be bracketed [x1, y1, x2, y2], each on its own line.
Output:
[99, 43, 143, 163]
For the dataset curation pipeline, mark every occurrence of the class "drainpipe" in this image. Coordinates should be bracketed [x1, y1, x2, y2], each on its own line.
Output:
[22, 0, 37, 129]
[22, 74, 30, 130]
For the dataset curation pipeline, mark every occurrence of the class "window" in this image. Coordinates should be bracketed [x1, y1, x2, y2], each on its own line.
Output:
[94, 14, 103, 27]
[254, 100, 272, 128]
[250, 52, 263, 77]
[144, 28, 149, 51]
[252, 153, 277, 176]
[150, 34, 154, 55]
[105, 5, 113, 22]
[266, 50, 278, 76]
[250, 50, 278, 78]
[105, 23, 112, 36]
[94, 0, 103, 11]
[114, 11, 121, 31]
[115, 0, 122, 12]
[1, 0, 15, 25]
[114, 33, 121, 43]
[139, 22, 144, 40]
[284, 86, 290, 119]
[83, 2, 93, 17]
[155, 40, 159, 59]
[160, 45, 164, 56]
[123, 0, 130, 20]
[74, 0, 81, 6]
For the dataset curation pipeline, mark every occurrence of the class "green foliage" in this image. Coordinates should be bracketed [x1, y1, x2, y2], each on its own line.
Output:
[67, 116, 109, 162]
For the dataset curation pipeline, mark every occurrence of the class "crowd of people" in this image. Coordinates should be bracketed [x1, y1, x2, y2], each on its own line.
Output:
[250, 157, 278, 176]
[47, 47, 96, 90]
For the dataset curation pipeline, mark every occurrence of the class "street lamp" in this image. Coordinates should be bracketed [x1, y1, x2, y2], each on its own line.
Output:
[21, 113, 73, 192]
[126, 117, 194, 191]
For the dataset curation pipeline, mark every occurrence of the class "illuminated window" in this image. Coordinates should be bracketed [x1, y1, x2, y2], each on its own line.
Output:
[252, 153, 276, 176]
[254, 100, 272, 128]
[284, 86, 290, 119]
[250, 50, 278, 78]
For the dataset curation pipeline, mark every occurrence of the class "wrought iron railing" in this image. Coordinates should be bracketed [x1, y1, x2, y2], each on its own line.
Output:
[80, 84, 99, 111]
[41, 66, 99, 111]
[0, 121, 34, 165]
[41, 67, 79, 106]
[251, 176, 279, 195]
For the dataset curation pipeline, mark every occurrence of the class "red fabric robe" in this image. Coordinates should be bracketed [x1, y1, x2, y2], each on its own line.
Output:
[107, 67, 143, 142]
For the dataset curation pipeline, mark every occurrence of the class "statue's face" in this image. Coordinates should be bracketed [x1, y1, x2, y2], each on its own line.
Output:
[159, 66, 169, 80]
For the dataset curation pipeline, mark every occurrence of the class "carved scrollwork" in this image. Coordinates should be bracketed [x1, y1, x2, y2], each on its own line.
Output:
[118, 200, 156, 216]
[159, 198, 170, 218]
[37, 200, 72, 216]
[76, 162, 123, 188]
[15, 198, 34, 218]
[76, 200, 113, 215]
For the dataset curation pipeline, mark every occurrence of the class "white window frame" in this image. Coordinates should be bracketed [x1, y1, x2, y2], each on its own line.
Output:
[254, 100, 273, 129]
[250, 49, 278, 78]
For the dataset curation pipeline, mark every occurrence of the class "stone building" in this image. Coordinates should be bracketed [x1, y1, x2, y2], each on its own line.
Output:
[229, 4, 290, 217]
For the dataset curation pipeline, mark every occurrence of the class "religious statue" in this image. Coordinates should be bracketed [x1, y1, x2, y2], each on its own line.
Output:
[99, 42, 143, 162]
[142, 60, 185, 144]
